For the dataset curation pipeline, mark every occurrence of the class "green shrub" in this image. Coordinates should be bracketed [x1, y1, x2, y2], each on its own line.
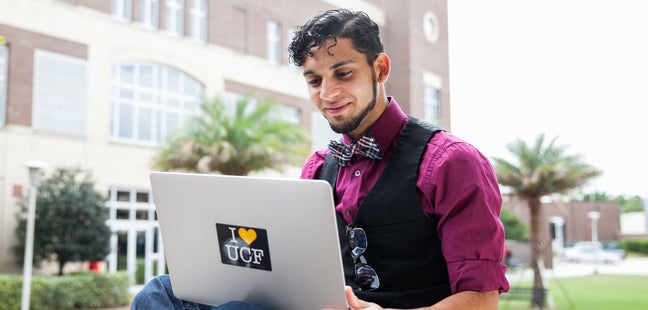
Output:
[500, 208, 530, 241]
[621, 239, 648, 255]
[0, 272, 131, 310]
[0, 275, 22, 310]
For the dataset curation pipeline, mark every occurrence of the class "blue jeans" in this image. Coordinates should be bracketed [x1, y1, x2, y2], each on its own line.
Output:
[131, 275, 267, 310]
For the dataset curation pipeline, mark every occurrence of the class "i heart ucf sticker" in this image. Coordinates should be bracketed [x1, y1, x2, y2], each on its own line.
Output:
[238, 228, 257, 245]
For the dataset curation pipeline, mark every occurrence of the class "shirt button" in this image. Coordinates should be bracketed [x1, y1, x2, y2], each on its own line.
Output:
[354, 170, 361, 177]
[345, 210, 351, 216]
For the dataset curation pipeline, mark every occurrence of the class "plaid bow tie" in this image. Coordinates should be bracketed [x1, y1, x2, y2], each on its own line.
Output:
[328, 132, 383, 166]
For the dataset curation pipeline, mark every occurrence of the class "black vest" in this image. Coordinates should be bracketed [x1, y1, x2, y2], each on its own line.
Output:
[318, 117, 451, 308]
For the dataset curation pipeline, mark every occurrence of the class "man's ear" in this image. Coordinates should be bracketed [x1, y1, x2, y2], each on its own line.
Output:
[374, 53, 391, 83]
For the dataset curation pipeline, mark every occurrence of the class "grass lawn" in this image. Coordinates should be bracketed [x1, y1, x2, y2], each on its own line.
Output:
[500, 274, 648, 309]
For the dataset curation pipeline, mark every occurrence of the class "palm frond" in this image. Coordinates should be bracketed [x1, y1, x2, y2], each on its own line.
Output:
[153, 94, 310, 175]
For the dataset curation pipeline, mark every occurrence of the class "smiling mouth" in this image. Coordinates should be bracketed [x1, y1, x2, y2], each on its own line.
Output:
[325, 102, 350, 114]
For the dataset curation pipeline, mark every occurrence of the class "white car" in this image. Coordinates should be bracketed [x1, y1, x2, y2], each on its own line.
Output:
[563, 242, 624, 264]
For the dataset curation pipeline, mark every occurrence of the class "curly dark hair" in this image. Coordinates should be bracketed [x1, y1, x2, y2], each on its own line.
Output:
[288, 8, 384, 67]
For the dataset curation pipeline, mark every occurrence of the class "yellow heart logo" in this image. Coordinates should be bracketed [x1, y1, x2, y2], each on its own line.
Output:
[238, 228, 257, 245]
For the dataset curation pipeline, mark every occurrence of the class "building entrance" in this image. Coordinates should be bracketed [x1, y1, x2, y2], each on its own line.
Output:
[106, 188, 165, 284]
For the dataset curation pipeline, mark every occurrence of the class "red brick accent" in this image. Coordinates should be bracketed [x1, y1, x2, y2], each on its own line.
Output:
[12, 184, 22, 197]
[0, 24, 87, 126]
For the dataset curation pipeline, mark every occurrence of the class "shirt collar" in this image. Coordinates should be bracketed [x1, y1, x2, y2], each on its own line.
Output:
[340, 96, 408, 154]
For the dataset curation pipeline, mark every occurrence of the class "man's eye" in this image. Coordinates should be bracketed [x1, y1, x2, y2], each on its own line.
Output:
[337, 70, 352, 78]
[308, 78, 321, 86]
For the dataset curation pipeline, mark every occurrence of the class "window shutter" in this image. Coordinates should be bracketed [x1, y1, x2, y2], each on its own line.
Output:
[33, 49, 87, 136]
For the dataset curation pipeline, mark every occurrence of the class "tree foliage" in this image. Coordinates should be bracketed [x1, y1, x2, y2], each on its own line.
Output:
[492, 133, 601, 309]
[154, 95, 310, 175]
[494, 134, 601, 200]
[579, 191, 644, 213]
[500, 209, 529, 241]
[13, 167, 111, 275]
[615, 195, 645, 213]
[579, 191, 612, 202]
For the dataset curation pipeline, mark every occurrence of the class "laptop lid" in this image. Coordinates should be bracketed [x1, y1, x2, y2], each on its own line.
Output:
[150, 171, 348, 309]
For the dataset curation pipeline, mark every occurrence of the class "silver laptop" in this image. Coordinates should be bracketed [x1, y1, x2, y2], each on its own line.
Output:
[150, 171, 348, 309]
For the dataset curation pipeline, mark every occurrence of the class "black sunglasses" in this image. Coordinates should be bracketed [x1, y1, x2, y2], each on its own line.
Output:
[347, 226, 380, 291]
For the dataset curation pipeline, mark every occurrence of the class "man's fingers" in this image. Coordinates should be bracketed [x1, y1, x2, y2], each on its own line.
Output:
[345, 286, 374, 309]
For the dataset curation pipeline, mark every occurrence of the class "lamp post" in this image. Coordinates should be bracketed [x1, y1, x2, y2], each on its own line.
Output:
[587, 211, 601, 275]
[21, 160, 47, 310]
[643, 197, 648, 234]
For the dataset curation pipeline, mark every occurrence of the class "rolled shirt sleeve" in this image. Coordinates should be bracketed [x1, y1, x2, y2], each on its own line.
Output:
[418, 132, 509, 294]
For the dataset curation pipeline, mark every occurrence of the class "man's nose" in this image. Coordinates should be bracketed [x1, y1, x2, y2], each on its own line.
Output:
[319, 78, 340, 101]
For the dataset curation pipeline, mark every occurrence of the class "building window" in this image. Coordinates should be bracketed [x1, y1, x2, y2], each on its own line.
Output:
[107, 188, 155, 221]
[287, 26, 299, 70]
[140, 0, 159, 29]
[223, 91, 300, 124]
[423, 85, 440, 124]
[189, 0, 207, 42]
[33, 49, 87, 136]
[423, 11, 440, 43]
[266, 20, 281, 64]
[272, 104, 301, 124]
[112, 0, 133, 21]
[0, 43, 7, 126]
[222, 91, 255, 119]
[165, 0, 184, 36]
[110, 63, 204, 145]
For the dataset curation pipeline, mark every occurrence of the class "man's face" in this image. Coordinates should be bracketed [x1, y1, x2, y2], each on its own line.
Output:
[302, 38, 382, 138]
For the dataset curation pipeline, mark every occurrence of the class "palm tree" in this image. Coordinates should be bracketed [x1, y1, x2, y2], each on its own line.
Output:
[154, 95, 310, 175]
[492, 133, 601, 309]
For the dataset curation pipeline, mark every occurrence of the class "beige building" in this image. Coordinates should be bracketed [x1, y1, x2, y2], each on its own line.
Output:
[0, 0, 450, 281]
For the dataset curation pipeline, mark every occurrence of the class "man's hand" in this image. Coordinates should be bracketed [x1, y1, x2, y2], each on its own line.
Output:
[323, 287, 500, 310]
[323, 286, 385, 310]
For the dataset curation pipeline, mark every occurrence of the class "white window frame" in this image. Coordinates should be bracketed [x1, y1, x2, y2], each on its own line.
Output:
[0, 43, 7, 126]
[423, 85, 440, 124]
[272, 104, 301, 124]
[165, 0, 184, 36]
[105, 187, 164, 282]
[112, 0, 133, 21]
[266, 20, 281, 64]
[423, 72, 442, 124]
[140, 0, 159, 30]
[32, 49, 87, 136]
[222, 91, 256, 119]
[189, 0, 207, 42]
[110, 63, 204, 145]
[423, 11, 440, 43]
[222, 91, 300, 124]
[107, 187, 155, 222]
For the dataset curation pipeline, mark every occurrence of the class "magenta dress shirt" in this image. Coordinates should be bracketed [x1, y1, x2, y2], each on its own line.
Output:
[300, 98, 509, 295]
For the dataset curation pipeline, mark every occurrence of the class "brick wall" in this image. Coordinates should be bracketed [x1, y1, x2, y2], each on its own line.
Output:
[0, 24, 87, 126]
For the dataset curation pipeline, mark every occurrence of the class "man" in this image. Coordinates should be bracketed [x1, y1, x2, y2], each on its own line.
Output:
[132, 8, 508, 310]
[291, 8, 507, 309]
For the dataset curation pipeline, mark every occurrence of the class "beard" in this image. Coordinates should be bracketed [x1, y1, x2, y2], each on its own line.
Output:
[328, 69, 378, 134]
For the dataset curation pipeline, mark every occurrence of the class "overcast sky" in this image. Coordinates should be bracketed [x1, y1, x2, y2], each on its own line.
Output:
[447, 0, 648, 197]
